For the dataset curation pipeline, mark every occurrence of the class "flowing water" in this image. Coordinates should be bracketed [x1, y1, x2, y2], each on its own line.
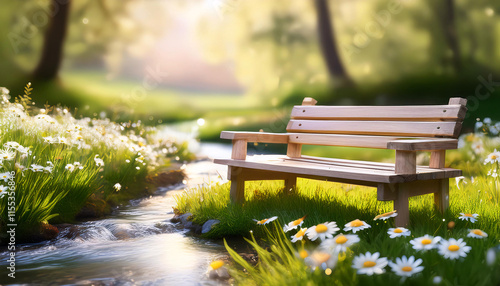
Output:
[0, 143, 243, 286]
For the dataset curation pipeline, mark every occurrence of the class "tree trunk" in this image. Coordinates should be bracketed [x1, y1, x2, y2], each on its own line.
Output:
[442, 0, 461, 72]
[33, 0, 71, 80]
[313, 0, 351, 85]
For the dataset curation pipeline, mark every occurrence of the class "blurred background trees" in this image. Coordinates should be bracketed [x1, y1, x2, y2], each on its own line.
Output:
[0, 0, 499, 132]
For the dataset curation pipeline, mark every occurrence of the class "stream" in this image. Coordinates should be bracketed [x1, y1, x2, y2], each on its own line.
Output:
[0, 143, 243, 286]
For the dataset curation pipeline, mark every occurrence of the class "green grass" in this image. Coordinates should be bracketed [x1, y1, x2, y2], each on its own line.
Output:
[0, 84, 193, 242]
[175, 128, 500, 285]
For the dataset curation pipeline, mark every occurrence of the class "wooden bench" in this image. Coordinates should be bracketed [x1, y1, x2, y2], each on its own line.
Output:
[214, 97, 467, 226]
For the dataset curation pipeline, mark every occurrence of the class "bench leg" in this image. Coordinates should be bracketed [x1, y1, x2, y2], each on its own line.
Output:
[284, 175, 297, 191]
[394, 183, 410, 227]
[434, 179, 449, 214]
[229, 167, 245, 203]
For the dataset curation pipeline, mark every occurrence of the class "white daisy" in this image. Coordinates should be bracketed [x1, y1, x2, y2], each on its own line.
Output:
[387, 227, 411, 238]
[458, 213, 479, 223]
[0, 149, 15, 161]
[352, 252, 388, 275]
[305, 250, 338, 270]
[438, 238, 471, 260]
[253, 216, 278, 225]
[373, 210, 397, 221]
[0, 172, 13, 182]
[488, 169, 498, 178]
[94, 155, 105, 167]
[44, 165, 53, 174]
[484, 150, 500, 164]
[389, 255, 424, 277]
[467, 229, 488, 239]
[4, 142, 20, 149]
[409, 235, 441, 251]
[207, 260, 229, 280]
[472, 141, 484, 154]
[65, 164, 75, 172]
[0, 185, 8, 198]
[17, 146, 30, 155]
[113, 183, 122, 191]
[319, 233, 360, 253]
[283, 215, 307, 232]
[74, 162, 84, 170]
[306, 222, 340, 241]
[30, 164, 44, 172]
[43, 136, 55, 143]
[290, 228, 307, 243]
[343, 219, 371, 233]
[57, 136, 68, 144]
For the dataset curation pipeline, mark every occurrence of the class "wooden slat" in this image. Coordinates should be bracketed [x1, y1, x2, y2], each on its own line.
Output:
[286, 120, 458, 137]
[289, 133, 416, 149]
[215, 157, 396, 183]
[295, 156, 461, 177]
[449, 97, 467, 106]
[214, 155, 461, 184]
[291, 105, 465, 121]
[221, 131, 289, 144]
[387, 139, 457, 151]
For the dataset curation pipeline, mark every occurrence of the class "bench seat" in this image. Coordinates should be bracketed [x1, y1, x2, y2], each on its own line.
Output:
[214, 155, 461, 184]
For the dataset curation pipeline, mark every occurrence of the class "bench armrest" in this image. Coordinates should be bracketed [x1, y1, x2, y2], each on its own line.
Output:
[387, 139, 458, 151]
[220, 131, 289, 144]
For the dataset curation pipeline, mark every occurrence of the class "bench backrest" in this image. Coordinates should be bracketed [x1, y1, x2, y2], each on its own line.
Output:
[286, 97, 467, 138]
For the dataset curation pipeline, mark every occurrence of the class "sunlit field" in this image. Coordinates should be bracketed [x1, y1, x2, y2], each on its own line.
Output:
[176, 119, 500, 285]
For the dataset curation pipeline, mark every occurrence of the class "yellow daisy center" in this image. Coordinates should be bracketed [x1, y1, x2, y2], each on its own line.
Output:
[421, 239, 432, 245]
[258, 219, 268, 224]
[292, 218, 303, 226]
[448, 245, 460, 252]
[299, 250, 309, 259]
[210, 260, 224, 270]
[402, 266, 413, 272]
[316, 224, 328, 233]
[335, 235, 348, 244]
[491, 155, 498, 160]
[464, 213, 473, 217]
[350, 220, 363, 227]
[394, 228, 403, 233]
[472, 229, 483, 236]
[363, 261, 376, 268]
[313, 252, 331, 264]
[295, 229, 306, 238]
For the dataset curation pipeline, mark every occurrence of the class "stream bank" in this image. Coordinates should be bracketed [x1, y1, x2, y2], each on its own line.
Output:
[0, 143, 253, 285]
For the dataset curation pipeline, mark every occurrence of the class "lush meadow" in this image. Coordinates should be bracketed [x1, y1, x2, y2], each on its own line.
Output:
[177, 119, 500, 285]
[0, 84, 192, 242]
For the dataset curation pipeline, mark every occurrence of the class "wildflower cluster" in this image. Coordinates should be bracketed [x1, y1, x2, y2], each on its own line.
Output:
[253, 209, 487, 280]
[0, 85, 193, 239]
